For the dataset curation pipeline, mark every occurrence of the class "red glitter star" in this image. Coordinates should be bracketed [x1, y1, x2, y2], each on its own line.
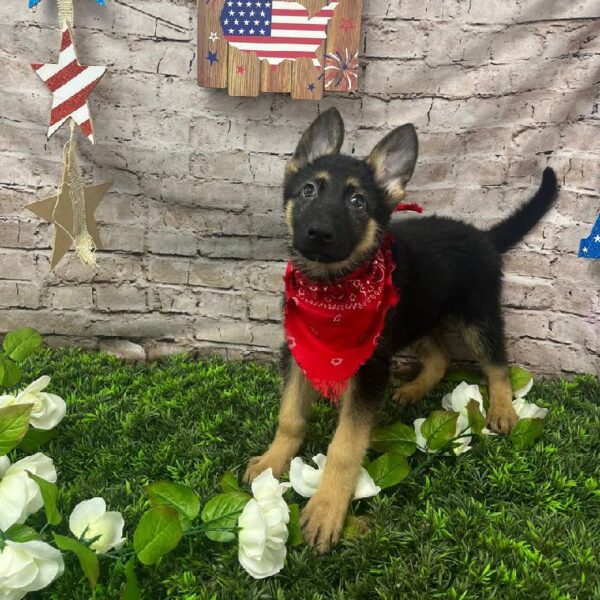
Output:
[236, 65, 246, 75]
[340, 18, 354, 31]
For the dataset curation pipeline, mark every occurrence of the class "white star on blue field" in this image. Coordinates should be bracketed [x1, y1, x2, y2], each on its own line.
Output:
[578, 214, 600, 259]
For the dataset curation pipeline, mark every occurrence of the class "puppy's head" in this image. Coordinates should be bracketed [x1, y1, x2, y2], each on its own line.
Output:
[284, 107, 418, 279]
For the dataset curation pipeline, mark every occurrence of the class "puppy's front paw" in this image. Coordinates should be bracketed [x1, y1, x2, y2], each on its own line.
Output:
[243, 451, 289, 483]
[487, 403, 518, 435]
[393, 381, 427, 406]
[300, 493, 347, 554]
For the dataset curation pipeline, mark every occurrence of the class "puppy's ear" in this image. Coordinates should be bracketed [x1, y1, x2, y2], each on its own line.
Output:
[286, 108, 344, 176]
[367, 124, 418, 208]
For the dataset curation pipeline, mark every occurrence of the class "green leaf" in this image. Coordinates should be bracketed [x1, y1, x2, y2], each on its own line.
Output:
[0, 356, 21, 388]
[466, 399, 486, 435]
[365, 453, 409, 490]
[444, 368, 481, 384]
[219, 471, 241, 493]
[5, 524, 40, 543]
[342, 515, 370, 540]
[510, 418, 545, 450]
[121, 556, 141, 600]
[133, 506, 183, 565]
[18, 428, 57, 453]
[26, 471, 61, 525]
[145, 481, 200, 530]
[510, 366, 533, 393]
[287, 503, 303, 546]
[421, 411, 459, 451]
[200, 491, 250, 542]
[53, 533, 99, 589]
[371, 421, 417, 456]
[0, 404, 32, 456]
[3, 328, 42, 363]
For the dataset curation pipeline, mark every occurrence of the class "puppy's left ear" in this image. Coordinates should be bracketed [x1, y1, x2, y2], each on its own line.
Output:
[286, 107, 344, 177]
[367, 124, 418, 208]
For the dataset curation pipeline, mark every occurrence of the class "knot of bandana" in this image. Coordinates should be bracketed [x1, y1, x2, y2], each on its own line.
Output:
[284, 235, 399, 403]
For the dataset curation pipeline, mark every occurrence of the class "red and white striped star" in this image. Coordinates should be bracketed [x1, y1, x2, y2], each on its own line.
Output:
[32, 24, 106, 143]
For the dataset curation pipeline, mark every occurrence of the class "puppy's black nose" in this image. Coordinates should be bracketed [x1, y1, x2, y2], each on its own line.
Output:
[307, 226, 334, 243]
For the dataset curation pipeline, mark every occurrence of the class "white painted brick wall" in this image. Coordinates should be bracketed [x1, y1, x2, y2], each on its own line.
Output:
[0, 0, 598, 375]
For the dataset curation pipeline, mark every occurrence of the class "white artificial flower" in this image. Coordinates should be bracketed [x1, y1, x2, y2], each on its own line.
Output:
[0, 540, 64, 600]
[0, 453, 57, 531]
[289, 454, 381, 500]
[414, 414, 472, 456]
[513, 376, 534, 399]
[14, 376, 66, 430]
[513, 398, 548, 420]
[238, 468, 291, 579]
[442, 381, 495, 436]
[69, 498, 125, 554]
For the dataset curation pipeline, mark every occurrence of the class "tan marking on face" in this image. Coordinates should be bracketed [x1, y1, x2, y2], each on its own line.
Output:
[300, 378, 376, 552]
[314, 170, 331, 182]
[393, 335, 450, 406]
[285, 159, 299, 177]
[295, 218, 382, 280]
[346, 176, 362, 189]
[244, 360, 316, 482]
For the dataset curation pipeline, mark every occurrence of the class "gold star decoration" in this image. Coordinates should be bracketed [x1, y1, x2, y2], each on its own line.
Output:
[26, 129, 112, 269]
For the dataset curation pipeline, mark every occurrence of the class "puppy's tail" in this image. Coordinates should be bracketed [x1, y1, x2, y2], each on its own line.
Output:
[487, 167, 559, 253]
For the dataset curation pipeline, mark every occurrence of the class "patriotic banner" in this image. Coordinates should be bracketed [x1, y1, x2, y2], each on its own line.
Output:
[32, 24, 106, 143]
[199, 0, 363, 100]
[578, 215, 600, 259]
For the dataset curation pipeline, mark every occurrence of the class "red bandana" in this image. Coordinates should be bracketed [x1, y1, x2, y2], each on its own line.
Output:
[284, 235, 399, 403]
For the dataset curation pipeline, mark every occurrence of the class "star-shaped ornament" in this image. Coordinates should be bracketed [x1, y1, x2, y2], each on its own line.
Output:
[32, 24, 106, 143]
[208, 31, 219, 42]
[206, 51, 218, 65]
[340, 17, 354, 31]
[26, 157, 112, 269]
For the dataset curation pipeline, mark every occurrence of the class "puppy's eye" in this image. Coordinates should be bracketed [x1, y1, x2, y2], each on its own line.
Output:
[302, 183, 316, 198]
[349, 193, 365, 209]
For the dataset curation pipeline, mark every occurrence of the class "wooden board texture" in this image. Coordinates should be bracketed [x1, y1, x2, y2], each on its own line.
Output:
[197, 0, 361, 98]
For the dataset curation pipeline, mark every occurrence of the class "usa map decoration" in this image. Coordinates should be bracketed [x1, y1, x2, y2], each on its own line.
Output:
[198, 0, 362, 99]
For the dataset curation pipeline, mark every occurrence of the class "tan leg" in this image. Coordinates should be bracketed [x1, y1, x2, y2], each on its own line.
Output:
[300, 379, 375, 553]
[393, 336, 450, 406]
[484, 364, 518, 434]
[244, 360, 316, 482]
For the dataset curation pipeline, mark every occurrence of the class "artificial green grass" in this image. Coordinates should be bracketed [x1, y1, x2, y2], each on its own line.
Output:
[17, 348, 600, 599]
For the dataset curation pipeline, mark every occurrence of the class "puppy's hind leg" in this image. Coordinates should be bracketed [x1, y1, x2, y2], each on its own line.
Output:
[393, 335, 451, 406]
[461, 320, 517, 434]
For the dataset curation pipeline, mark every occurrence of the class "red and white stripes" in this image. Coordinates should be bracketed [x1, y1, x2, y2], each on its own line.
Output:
[32, 24, 106, 143]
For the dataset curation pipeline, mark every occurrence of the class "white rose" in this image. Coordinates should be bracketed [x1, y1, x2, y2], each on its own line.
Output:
[442, 381, 495, 436]
[0, 453, 57, 531]
[238, 468, 291, 579]
[0, 540, 64, 600]
[289, 454, 381, 500]
[414, 414, 472, 456]
[69, 498, 126, 554]
[513, 376, 533, 399]
[11, 376, 66, 430]
[513, 398, 548, 420]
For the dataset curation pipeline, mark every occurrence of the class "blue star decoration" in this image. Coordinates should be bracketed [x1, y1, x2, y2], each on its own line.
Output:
[578, 214, 600, 259]
[307, 83, 316, 92]
[30, 0, 105, 6]
[206, 51, 218, 65]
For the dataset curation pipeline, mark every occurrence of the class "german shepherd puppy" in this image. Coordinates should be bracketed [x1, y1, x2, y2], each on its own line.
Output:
[244, 108, 559, 552]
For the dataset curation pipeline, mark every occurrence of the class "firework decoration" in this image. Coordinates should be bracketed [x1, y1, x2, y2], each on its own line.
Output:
[319, 48, 359, 91]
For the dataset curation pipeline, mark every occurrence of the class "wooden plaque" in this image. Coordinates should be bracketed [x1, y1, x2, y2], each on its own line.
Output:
[198, 0, 361, 98]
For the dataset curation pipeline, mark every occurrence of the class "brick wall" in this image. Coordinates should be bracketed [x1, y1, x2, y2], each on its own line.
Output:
[1, 0, 598, 375]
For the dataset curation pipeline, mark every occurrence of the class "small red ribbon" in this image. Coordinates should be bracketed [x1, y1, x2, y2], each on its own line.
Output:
[395, 202, 423, 213]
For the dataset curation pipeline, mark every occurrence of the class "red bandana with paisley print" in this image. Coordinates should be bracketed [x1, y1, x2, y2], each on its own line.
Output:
[284, 234, 399, 403]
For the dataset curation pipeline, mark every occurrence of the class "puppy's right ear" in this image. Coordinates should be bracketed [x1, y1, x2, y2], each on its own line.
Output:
[286, 108, 344, 176]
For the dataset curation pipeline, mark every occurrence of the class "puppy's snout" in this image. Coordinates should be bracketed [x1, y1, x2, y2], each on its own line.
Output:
[307, 225, 335, 244]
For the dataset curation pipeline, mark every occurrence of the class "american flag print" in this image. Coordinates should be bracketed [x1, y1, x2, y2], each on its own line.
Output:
[220, 0, 340, 67]
[32, 24, 106, 143]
